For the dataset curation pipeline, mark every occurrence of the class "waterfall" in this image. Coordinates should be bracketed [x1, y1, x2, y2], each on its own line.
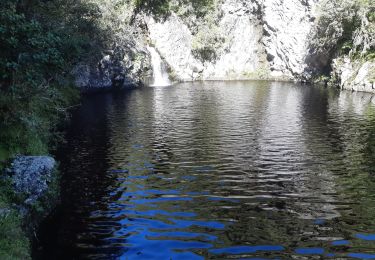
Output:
[147, 46, 171, 86]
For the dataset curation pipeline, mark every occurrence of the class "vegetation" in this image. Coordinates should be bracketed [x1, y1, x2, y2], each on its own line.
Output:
[0, 0, 107, 258]
[133, 0, 215, 18]
[307, 0, 374, 86]
[0, 177, 29, 259]
[191, 16, 226, 62]
[0, 0, 107, 166]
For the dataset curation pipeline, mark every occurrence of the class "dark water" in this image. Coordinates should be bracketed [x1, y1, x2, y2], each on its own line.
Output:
[37, 81, 375, 259]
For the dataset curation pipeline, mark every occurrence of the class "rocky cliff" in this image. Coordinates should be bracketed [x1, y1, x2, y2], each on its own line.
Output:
[144, 0, 320, 81]
[306, 0, 374, 93]
[75, 0, 374, 93]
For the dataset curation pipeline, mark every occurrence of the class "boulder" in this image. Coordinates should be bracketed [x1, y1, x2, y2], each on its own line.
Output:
[7, 156, 56, 204]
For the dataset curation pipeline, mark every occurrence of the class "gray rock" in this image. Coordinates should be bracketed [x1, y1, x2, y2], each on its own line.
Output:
[261, 0, 320, 78]
[7, 156, 56, 204]
[71, 0, 374, 93]
[332, 56, 375, 93]
[70, 0, 153, 92]
[72, 43, 151, 92]
[145, 0, 320, 81]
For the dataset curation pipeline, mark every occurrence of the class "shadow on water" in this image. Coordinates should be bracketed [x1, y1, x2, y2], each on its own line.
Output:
[36, 82, 375, 259]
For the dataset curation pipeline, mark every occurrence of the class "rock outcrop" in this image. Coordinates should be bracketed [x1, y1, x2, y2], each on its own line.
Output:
[332, 57, 375, 93]
[72, 1, 152, 92]
[73, 0, 374, 93]
[73, 40, 151, 92]
[6, 156, 56, 204]
[147, 14, 203, 80]
[261, 0, 319, 78]
[145, 0, 320, 81]
[307, 0, 374, 92]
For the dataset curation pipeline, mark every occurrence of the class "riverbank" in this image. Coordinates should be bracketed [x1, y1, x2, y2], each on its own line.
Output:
[0, 1, 107, 256]
[0, 156, 59, 259]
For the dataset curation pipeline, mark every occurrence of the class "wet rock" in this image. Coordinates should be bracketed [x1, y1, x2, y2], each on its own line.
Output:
[7, 156, 56, 204]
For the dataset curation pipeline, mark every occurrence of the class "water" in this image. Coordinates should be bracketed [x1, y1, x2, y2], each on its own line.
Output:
[37, 81, 375, 259]
[147, 46, 171, 87]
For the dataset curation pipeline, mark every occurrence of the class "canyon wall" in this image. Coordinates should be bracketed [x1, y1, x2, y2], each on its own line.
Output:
[76, 0, 374, 93]
[145, 0, 320, 81]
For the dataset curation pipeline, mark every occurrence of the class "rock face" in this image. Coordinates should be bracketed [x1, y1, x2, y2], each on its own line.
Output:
[203, 0, 263, 79]
[332, 57, 375, 93]
[73, 41, 151, 92]
[261, 0, 319, 78]
[145, 0, 320, 81]
[147, 14, 203, 80]
[307, 0, 375, 93]
[7, 156, 56, 204]
[72, 1, 152, 92]
[73, 0, 374, 93]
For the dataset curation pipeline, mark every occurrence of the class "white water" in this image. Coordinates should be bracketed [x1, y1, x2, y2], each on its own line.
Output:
[147, 46, 171, 86]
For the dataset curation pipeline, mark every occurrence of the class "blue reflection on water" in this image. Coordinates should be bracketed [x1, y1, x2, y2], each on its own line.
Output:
[348, 253, 375, 259]
[313, 219, 326, 225]
[332, 240, 349, 246]
[210, 245, 284, 254]
[120, 232, 211, 259]
[356, 234, 375, 241]
[168, 219, 226, 229]
[146, 231, 217, 241]
[109, 209, 196, 218]
[295, 248, 324, 255]
[91, 143, 375, 259]
[131, 197, 193, 204]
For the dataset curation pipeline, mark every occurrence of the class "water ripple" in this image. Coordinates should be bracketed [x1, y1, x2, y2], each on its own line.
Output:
[38, 81, 375, 259]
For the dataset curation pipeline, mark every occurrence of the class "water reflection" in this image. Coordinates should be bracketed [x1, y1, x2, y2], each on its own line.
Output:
[37, 81, 375, 259]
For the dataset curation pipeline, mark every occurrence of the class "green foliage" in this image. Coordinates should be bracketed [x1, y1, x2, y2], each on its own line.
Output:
[0, 211, 30, 260]
[0, 178, 30, 259]
[191, 19, 225, 62]
[133, 0, 215, 18]
[0, 0, 109, 254]
[0, 0, 106, 165]
[0, 0, 105, 254]
[133, 0, 171, 17]
[242, 65, 271, 80]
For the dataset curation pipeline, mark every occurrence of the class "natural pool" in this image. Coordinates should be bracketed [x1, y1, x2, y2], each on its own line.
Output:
[37, 81, 375, 259]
